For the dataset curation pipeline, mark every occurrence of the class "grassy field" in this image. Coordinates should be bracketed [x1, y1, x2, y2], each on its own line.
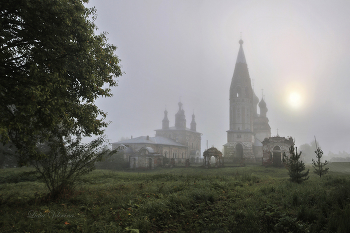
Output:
[1, 163, 350, 232]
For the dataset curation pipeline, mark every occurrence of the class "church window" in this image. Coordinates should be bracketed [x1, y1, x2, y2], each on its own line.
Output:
[182, 153, 184, 158]
[237, 134, 241, 138]
[236, 87, 241, 98]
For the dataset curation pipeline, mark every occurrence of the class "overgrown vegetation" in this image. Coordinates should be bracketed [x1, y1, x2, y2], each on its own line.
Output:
[32, 135, 113, 199]
[1, 165, 350, 232]
[283, 145, 309, 183]
[95, 150, 129, 170]
[1, 0, 122, 198]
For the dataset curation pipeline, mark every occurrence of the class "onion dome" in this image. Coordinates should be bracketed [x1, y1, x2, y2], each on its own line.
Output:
[259, 98, 267, 108]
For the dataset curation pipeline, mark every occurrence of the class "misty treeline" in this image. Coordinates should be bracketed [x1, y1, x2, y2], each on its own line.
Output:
[299, 140, 322, 163]
[95, 150, 129, 170]
[299, 141, 350, 163]
[1, 0, 122, 198]
[327, 151, 350, 162]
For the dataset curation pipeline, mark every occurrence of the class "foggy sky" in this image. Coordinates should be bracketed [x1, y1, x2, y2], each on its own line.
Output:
[86, 0, 350, 155]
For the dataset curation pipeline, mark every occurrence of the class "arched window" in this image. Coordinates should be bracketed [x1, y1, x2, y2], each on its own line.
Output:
[236, 87, 241, 97]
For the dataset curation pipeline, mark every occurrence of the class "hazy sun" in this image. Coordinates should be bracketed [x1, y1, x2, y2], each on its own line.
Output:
[288, 92, 302, 109]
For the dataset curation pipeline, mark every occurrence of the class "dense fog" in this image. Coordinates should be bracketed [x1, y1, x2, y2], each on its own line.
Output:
[86, 0, 350, 156]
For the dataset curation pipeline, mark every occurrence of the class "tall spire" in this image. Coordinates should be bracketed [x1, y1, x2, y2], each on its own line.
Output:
[236, 39, 246, 64]
[230, 39, 250, 96]
[175, 102, 186, 129]
[190, 112, 196, 131]
[162, 109, 169, 129]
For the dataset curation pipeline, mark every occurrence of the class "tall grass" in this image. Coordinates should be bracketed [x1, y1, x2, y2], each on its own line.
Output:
[0, 165, 350, 232]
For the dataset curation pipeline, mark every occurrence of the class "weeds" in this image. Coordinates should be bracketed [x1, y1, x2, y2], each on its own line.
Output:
[1, 166, 350, 232]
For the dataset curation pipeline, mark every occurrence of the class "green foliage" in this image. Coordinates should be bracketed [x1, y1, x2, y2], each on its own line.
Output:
[0, 170, 40, 184]
[283, 145, 309, 183]
[312, 147, 329, 178]
[2, 166, 350, 232]
[0, 0, 122, 164]
[95, 150, 129, 170]
[0, 142, 17, 168]
[32, 134, 114, 199]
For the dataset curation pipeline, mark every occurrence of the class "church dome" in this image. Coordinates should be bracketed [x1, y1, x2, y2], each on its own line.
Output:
[259, 98, 266, 108]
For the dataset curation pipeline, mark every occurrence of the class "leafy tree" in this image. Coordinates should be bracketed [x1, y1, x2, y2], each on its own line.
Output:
[33, 132, 114, 199]
[0, 0, 122, 164]
[1, 0, 122, 197]
[312, 145, 329, 178]
[283, 145, 309, 183]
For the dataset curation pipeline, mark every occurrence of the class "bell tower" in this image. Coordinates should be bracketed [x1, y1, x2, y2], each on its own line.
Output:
[224, 39, 256, 162]
[162, 109, 169, 129]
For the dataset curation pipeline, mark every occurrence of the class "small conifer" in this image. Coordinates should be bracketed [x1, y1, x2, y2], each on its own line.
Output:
[283, 145, 309, 183]
[312, 138, 329, 178]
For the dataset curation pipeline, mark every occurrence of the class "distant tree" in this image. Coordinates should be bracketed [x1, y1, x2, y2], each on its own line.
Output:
[96, 149, 129, 170]
[312, 140, 329, 178]
[283, 145, 309, 183]
[0, 0, 122, 165]
[299, 140, 321, 163]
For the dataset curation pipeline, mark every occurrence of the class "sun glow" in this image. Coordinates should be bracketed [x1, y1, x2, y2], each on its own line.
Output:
[288, 92, 302, 109]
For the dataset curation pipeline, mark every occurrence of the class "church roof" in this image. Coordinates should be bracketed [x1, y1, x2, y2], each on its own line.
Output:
[236, 39, 247, 64]
[111, 136, 186, 147]
[230, 39, 250, 91]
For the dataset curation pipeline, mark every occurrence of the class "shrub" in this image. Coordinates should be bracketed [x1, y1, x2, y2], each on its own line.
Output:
[312, 147, 329, 178]
[283, 145, 309, 183]
[32, 135, 114, 199]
